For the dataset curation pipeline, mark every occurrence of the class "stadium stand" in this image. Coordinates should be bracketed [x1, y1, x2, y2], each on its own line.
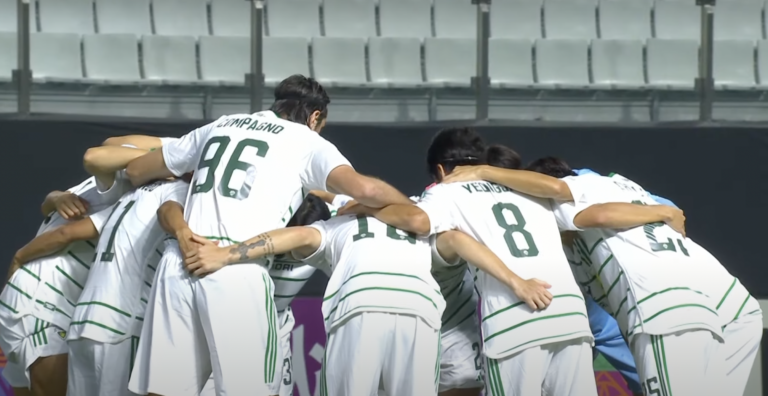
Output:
[0, 0, 766, 122]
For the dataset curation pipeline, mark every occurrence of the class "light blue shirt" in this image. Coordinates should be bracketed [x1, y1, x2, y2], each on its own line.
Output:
[573, 168, 678, 208]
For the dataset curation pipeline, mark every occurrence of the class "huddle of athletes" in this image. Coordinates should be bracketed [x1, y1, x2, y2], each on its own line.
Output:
[0, 74, 761, 396]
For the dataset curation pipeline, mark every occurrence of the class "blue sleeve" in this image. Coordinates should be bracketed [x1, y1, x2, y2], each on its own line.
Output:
[586, 297, 643, 393]
[649, 194, 678, 208]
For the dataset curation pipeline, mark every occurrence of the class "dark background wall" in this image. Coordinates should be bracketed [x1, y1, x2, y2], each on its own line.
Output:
[3, 117, 767, 297]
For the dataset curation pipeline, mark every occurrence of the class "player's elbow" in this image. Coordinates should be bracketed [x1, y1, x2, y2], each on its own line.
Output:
[82, 147, 103, 174]
[406, 209, 431, 236]
[346, 178, 380, 204]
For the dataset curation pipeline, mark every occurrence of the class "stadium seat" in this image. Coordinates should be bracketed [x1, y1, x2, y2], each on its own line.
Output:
[324, 0, 377, 38]
[646, 38, 698, 90]
[543, 0, 597, 39]
[368, 37, 424, 88]
[263, 37, 310, 86]
[268, 0, 321, 38]
[311, 37, 367, 87]
[535, 39, 590, 88]
[715, 3, 763, 40]
[30, 33, 83, 82]
[489, 38, 536, 88]
[0, 32, 16, 82]
[83, 34, 143, 84]
[598, 0, 652, 40]
[491, 0, 543, 39]
[141, 35, 199, 84]
[591, 39, 646, 89]
[654, 1, 700, 40]
[152, 0, 209, 36]
[434, 0, 476, 38]
[424, 37, 475, 87]
[0, 0, 36, 33]
[199, 36, 248, 86]
[95, 0, 152, 36]
[713, 40, 756, 90]
[39, 0, 95, 34]
[379, 0, 432, 38]
[757, 40, 768, 87]
[211, 0, 256, 37]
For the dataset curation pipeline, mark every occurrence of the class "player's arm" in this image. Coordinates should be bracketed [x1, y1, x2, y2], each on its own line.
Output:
[442, 165, 573, 201]
[125, 150, 174, 187]
[10, 217, 102, 274]
[184, 227, 322, 277]
[156, 200, 204, 261]
[573, 203, 685, 235]
[83, 146, 149, 188]
[40, 190, 89, 219]
[435, 231, 552, 310]
[126, 124, 208, 187]
[326, 166, 413, 208]
[102, 135, 167, 150]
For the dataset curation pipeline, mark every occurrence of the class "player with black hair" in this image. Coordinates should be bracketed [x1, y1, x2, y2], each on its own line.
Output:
[125, 74, 411, 396]
[484, 144, 521, 170]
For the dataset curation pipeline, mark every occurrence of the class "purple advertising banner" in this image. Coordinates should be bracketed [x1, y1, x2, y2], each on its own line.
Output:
[0, 297, 631, 396]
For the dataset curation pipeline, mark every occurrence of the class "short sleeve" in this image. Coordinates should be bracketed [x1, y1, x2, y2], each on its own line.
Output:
[296, 221, 329, 268]
[88, 203, 117, 233]
[415, 185, 458, 236]
[300, 138, 352, 192]
[159, 137, 179, 147]
[331, 194, 353, 208]
[551, 176, 595, 231]
[161, 181, 190, 206]
[162, 120, 218, 177]
[430, 234, 463, 267]
[96, 171, 133, 206]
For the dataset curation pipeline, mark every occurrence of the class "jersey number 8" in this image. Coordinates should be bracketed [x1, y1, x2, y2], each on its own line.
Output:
[492, 202, 539, 258]
[193, 136, 270, 201]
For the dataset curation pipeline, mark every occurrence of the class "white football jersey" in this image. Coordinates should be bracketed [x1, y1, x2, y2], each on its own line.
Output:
[417, 182, 593, 360]
[69, 180, 188, 344]
[302, 215, 445, 333]
[270, 257, 317, 313]
[554, 173, 723, 340]
[161, 111, 350, 251]
[1, 175, 132, 331]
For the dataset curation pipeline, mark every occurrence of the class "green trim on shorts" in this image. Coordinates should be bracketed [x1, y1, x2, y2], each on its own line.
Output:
[485, 357, 505, 396]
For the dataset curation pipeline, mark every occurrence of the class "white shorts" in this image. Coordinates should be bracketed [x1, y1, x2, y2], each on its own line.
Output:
[129, 248, 209, 396]
[200, 307, 297, 396]
[0, 315, 68, 388]
[321, 312, 440, 396]
[631, 329, 727, 396]
[721, 312, 763, 396]
[484, 339, 597, 396]
[438, 315, 483, 392]
[66, 337, 141, 396]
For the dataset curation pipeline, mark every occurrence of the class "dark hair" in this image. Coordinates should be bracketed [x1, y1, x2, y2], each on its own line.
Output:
[286, 193, 331, 227]
[485, 144, 521, 170]
[526, 157, 576, 178]
[269, 75, 331, 126]
[426, 127, 485, 181]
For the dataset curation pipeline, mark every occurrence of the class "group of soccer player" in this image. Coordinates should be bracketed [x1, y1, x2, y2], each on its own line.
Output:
[0, 73, 761, 396]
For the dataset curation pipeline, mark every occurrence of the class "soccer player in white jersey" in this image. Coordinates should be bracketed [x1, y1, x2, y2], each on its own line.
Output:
[340, 128, 597, 396]
[124, 75, 413, 396]
[0, 144, 147, 396]
[66, 177, 189, 396]
[443, 156, 728, 395]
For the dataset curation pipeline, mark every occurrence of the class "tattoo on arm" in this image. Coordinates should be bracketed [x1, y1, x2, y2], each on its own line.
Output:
[230, 234, 275, 261]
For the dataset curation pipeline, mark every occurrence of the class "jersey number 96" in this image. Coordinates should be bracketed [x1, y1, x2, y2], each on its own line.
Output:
[193, 137, 270, 201]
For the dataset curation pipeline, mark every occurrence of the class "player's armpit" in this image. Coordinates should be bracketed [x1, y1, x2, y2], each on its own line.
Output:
[370, 204, 431, 236]
[125, 149, 174, 187]
[437, 230, 553, 310]
[14, 217, 101, 265]
[84, 146, 148, 188]
[102, 135, 163, 150]
[326, 166, 412, 208]
[573, 203, 685, 236]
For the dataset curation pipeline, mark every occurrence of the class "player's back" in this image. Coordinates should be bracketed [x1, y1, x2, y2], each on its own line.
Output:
[305, 215, 444, 333]
[181, 111, 338, 247]
[419, 182, 592, 359]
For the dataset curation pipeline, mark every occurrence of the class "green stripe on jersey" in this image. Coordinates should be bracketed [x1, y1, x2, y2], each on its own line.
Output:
[484, 312, 587, 343]
[75, 301, 131, 317]
[69, 320, 126, 335]
[482, 294, 583, 323]
[324, 287, 439, 321]
[324, 271, 439, 301]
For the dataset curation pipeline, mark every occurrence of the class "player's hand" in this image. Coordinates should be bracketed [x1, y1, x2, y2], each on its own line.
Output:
[511, 278, 553, 311]
[54, 192, 89, 220]
[440, 165, 486, 184]
[176, 227, 205, 260]
[184, 234, 226, 277]
[661, 206, 686, 238]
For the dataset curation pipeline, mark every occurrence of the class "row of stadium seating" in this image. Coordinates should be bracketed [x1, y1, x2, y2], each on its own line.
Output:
[0, 33, 764, 90]
[0, 0, 766, 41]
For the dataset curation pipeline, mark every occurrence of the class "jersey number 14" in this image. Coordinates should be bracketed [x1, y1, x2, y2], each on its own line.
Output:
[193, 136, 270, 201]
